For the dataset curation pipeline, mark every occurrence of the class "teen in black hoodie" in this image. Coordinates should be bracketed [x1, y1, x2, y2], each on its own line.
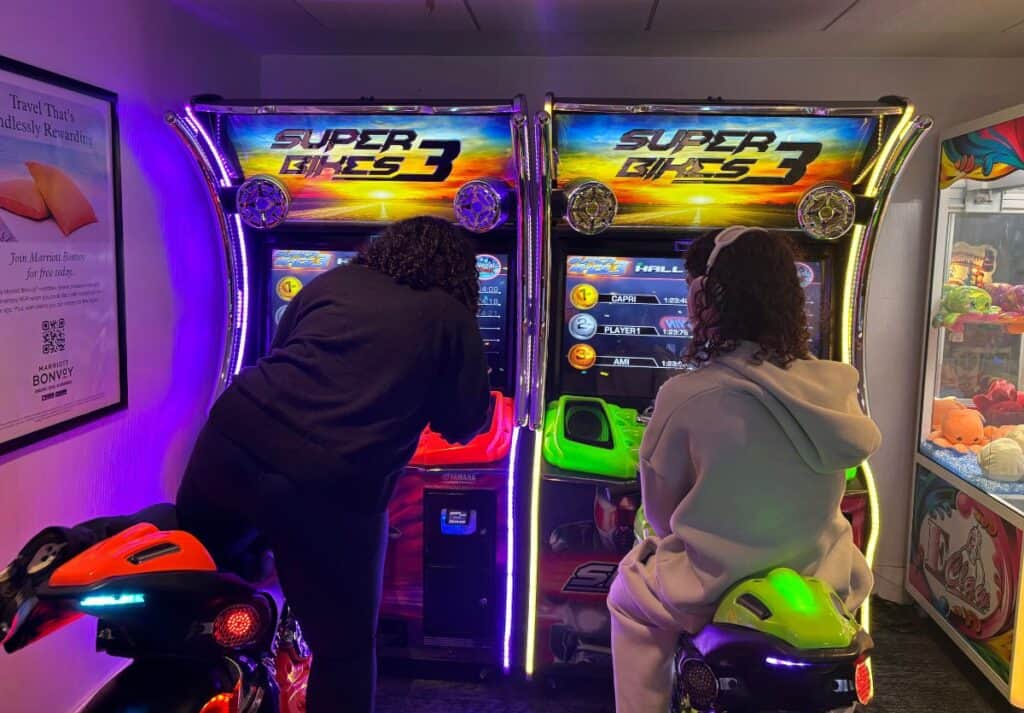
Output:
[0, 217, 488, 712]
[175, 216, 490, 713]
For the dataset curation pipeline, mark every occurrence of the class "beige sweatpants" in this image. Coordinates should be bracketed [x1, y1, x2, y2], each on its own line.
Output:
[607, 539, 713, 713]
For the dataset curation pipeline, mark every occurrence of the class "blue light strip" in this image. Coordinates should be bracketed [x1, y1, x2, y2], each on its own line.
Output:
[80, 593, 145, 607]
[765, 656, 812, 668]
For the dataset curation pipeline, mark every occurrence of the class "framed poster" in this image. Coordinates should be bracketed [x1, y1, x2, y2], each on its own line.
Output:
[0, 56, 126, 455]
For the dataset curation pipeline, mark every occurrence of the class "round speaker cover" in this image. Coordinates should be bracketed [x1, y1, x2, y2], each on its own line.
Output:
[797, 183, 856, 241]
[680, 658, 719, 710]
[236, 175, 290, 230]
[454, 178, 511, 233]
[565, 180, 617, 236]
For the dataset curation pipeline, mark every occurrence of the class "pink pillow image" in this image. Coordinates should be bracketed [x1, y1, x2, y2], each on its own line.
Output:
[25, 161, 98, 236]
[0, 178, 49, 220]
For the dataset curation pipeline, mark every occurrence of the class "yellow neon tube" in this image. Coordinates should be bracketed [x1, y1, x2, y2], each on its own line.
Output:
[839, 223, 880, 633]
[524, 436, 545, 677]
[865, 104, 915, 198]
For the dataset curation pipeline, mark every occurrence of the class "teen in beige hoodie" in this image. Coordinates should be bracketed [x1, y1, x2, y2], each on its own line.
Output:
[608, 227, 881, 712]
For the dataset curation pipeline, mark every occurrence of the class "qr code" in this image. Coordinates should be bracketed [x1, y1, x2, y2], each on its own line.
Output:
[42, 319, 66, 354]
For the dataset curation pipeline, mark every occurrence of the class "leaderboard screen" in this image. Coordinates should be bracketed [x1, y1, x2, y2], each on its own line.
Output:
[560, 255, 689, 401]
[560, 254, 828, 401]
[268, 249, 511, 386]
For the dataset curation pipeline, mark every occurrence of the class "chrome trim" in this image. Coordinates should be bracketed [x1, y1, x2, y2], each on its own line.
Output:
[166, 111, 242, 403]
[530, 111, 554, 430]
[511, 109, 533, 428]
[552, 100, 904, 117]
[193, 102, 516, 116]
[853, 114, 932, 415]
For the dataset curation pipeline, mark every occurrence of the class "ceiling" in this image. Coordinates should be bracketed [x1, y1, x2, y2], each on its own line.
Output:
[171, 0, 1024, 56]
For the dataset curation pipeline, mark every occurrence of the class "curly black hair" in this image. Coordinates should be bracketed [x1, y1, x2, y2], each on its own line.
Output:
[685, 228, 811, 368]
[355, 216, 479, 314]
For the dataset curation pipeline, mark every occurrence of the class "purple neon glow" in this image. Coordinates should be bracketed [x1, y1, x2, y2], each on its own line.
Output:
[503, 426, 520, 671]
[184, 105, 251, 378]
[765, 656, 812, 668]
[231, 214, 250, 376]
[185, 106, 230, 187]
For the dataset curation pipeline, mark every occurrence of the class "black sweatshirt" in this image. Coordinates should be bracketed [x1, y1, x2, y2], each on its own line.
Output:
[208, 263, 491, 504]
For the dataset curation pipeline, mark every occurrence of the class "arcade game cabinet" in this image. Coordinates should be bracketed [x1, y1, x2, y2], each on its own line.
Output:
[912, 103, 1024, 706]
[167, 97, 534, 672]
[525, 95, 930, 680]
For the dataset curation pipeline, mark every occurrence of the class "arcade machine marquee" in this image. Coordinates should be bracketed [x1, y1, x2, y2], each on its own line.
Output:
[525, 95, 931, 679]
[167, 96, 533, 671]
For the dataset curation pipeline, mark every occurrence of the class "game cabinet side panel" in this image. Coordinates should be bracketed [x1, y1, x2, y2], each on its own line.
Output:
[906, 463, 1022, 694]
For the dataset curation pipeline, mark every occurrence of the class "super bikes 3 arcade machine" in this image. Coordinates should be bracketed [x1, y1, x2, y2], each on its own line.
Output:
[166, 97, 534, 672]
[525, 95, 931, 680]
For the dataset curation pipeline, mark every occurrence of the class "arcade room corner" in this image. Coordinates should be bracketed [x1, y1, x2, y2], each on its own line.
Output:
[6, 2, 1024, 712]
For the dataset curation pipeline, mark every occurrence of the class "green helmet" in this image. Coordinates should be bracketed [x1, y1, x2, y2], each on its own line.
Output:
[713, 568, 859, 650]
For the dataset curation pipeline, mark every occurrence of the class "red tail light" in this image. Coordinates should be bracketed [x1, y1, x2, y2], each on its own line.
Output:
[855, 657, 874, 705]
[214, 604, 262, 648]
[199, 683, 240, 713]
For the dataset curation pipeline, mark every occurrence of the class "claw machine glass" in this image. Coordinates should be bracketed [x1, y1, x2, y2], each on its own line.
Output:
[912, 104, 1024, 707]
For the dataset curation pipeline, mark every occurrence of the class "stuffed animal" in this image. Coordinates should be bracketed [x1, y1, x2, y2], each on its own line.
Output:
[932, 397, 966, 431]
[1004, 425, 1024, 451]
[932, 285, 1000, 328]
[929, 408, 989, 454]
[978, 438, 1024, 480]
[984, 282, 1013, 309]
[973, 379, 1024, 426]
[983, 283, 1024, 312]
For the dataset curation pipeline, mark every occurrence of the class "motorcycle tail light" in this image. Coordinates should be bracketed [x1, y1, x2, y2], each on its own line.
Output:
[199, 682, 240, 713]
[855, 657, 874, 705]
[214, 604, 262, 649]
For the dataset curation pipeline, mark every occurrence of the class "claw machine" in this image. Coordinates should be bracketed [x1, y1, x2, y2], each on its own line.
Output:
[912, 103, 1024, 706]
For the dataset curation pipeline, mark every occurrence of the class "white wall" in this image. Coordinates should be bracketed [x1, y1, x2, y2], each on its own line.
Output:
[262, 54, 1024, 601]
[0, 2, 257, 711]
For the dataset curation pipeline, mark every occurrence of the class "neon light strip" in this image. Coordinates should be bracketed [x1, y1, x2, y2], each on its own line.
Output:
[525, 436, 544, 677]
[765, 656, 812, 668]
[232, 215, 250, 376]
[80, 593, 145, 607]
[860, 462, 880, 635]
[865, 105, 915, 198]
[502, 426, 521, 671]
[185, 106, 230, 187]
[185, 105, 250, 377]
[840, 223, 881, 634]
[840, 224, 865, 364]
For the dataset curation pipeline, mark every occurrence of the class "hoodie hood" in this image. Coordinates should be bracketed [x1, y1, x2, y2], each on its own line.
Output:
[715, 343, 881, 474]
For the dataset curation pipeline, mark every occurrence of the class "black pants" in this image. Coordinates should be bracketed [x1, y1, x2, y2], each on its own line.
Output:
[176, 422, 389, 713]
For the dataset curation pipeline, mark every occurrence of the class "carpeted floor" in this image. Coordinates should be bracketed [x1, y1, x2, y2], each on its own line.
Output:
[376, 599, 1019, 712]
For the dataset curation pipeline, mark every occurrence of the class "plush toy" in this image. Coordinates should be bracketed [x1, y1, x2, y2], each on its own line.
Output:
[984, 282, 1013, 309]
[932, 285, 1000, 328]
[929, 408, 989, 453]
[983, 283, 1024, 312]
[932, 397, 966, 431]
[973, 379, 1024, 426]
[978, 438, 1024, 480]
[1004, 425, 1024, 451]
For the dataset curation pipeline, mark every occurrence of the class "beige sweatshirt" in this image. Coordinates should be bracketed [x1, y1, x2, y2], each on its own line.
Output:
[623, 342, 880, 629]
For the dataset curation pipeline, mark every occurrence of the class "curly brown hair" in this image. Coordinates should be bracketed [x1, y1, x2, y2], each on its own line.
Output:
[355, 216, 479, 314]
[685, 228, 811, 368]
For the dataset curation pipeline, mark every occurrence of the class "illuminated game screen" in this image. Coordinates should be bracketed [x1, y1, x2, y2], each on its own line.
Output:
[560, 255, 828, 401]
[268, 249, 511, 386]
[560, 256, 689, 401]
